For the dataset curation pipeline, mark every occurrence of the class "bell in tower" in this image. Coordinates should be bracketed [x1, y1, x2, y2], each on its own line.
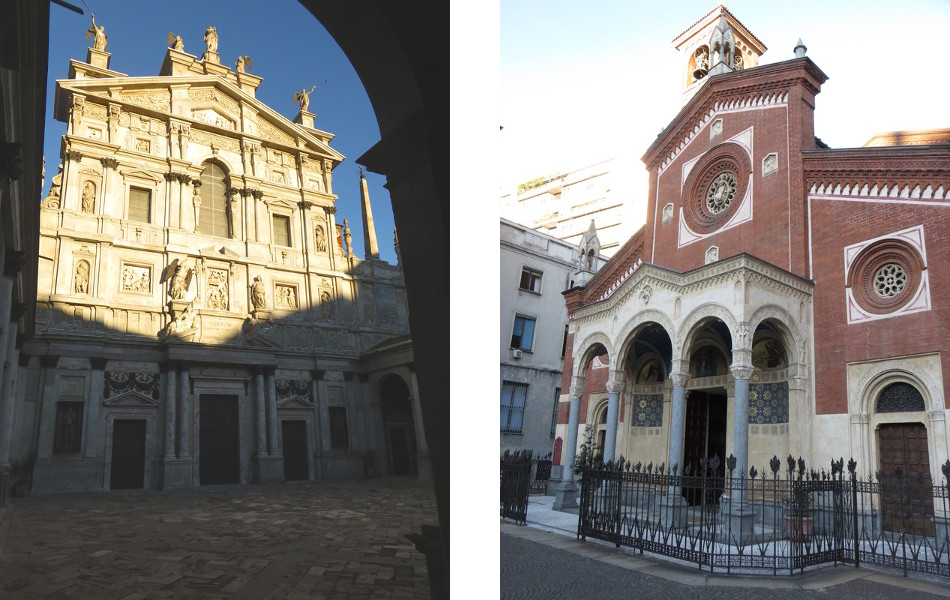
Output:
[672, 5, 767, 105]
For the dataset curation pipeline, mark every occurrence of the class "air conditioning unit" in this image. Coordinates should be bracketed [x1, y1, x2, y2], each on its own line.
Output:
[511, 349, 523, 359]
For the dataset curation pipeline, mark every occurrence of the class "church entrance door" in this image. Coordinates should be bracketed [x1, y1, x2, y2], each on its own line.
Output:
[199, 395, 240, 485]
[282, 420, 309, 481]
[110, 419, 146, 489]
[878, 422, 934, 536]
[682, 391, 727, 505]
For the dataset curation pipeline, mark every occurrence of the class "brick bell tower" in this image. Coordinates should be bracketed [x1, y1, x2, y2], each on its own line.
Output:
[672, 5, 767, 105]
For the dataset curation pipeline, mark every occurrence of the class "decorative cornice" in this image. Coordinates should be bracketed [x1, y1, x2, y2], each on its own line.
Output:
[807, 181, 946, 202]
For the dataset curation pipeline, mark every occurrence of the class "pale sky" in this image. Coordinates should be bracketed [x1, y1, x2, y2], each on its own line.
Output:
[500, 0, 950, 207]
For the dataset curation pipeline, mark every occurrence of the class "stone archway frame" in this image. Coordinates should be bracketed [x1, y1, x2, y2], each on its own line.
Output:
[571, 330, 614, 382]
[674, 302, 739, 368]
[850, 359, 948, 481]
[748, 304, 808, 379]
[614, 309, 677, 375]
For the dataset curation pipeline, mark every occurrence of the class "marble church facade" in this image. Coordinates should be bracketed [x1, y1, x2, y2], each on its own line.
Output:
[552, 6, 950, 512]
[10, 34, 429, 493]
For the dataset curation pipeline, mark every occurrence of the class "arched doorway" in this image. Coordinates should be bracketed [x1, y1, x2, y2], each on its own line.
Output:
[380, 374, 417, 476]
[875, 381, 934, 536]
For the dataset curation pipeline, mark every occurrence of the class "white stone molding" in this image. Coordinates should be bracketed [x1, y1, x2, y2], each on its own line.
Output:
[705, 246, 719, 264]
[596, 257, 643, 302]
[662, 203, 674, 223]
[746, 304, 807, 364]
[762, 152, 778, 177]
[710, 118, 723, 140]
[571, 330, 614, 378]
[730, 365, 754, 381]
[675, 302, 739, 361]
[658, 93, 787, 174]
[849, 357, 944, 416]
[613, 310, 677, 365]
[809, 182, 946, 202]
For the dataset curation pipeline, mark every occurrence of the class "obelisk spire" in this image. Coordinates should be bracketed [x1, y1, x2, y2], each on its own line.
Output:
[359, 168, 379, 260]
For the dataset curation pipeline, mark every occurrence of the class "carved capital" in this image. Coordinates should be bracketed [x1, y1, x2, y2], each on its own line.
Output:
[65, 150, 84, 162]
[605, 380, 624, 394]
[99, 157, 119, 170]
[72, 95, 85, 112]
[568, 386, 584, 399]
[191, 178, 202, 188]
[224, 187, 240, 200]
[850, 413, 869, 425]
[323, 205, 336, 215]
[669, 372, 690, 388]
[787, 377, 808, 392]
[0, 142, 23, 182]
[298, 200, 314, 210]
[251, 189, 264, 200]
[929, 410, 946, 423]
[109, 103, 121, 118]
[730, 365, 754, 381]
[164, 172, 178, 182]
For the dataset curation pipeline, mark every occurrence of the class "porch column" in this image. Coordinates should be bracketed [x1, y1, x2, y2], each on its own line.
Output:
[667, 370, 689, 476]
[730, 365, 753, 483]
[409, 371, 432, 479]
[602, 371, 623, 463]
[266, 369, 278, 456]
[553, 377, 583, 511]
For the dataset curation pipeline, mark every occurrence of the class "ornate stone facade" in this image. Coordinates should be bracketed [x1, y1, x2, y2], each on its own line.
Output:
[17, 37, 426, 493]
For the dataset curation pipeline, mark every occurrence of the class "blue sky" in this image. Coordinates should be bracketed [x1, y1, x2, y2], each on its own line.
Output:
[500, 0, 950, 201]
[43, 0, 396, 264]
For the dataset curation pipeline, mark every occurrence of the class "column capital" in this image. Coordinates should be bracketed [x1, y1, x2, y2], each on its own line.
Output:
[928, 410, 946, 423]
[850, 412, 870, 425]
[669, 372, 689, 388]
[730, 364, 754, 381]
[787, 376, 808, 392]
[99, 157, 119, 170]
[569, 385, 585, 399]
[605, 380, 624, 394]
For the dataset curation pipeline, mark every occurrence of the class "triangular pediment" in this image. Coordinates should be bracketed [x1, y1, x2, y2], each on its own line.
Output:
[56, 76, 344, 163]
[103, 391, 160, 407]
[277, 397, 317, 410]
[119, 168, 163, 183]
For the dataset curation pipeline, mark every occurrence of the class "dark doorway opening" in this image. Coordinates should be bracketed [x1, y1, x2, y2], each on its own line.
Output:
[199, 395, 240, 485]
[878, 422, 934, 536]
[110, 419, 146, 489]
[682, 390, 727, 505]
[380, 375, 416, 476]
[282, 420, 309, 481]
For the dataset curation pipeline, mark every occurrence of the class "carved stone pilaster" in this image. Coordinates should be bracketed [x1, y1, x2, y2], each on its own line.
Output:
[0, 143, 23, 182]
[108, 103, 121, 143]
[70, 95, 85, 134]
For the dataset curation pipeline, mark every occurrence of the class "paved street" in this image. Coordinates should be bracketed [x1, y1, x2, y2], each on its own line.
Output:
[0, 479, 436, 599]
[501, 523, 950, 600]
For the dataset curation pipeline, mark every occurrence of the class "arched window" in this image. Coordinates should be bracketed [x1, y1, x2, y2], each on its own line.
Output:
[199, 163, 230, 238]
[876, 382, 926, 413]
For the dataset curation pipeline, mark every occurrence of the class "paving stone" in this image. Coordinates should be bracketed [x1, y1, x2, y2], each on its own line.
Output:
[0, 479, 435, 599]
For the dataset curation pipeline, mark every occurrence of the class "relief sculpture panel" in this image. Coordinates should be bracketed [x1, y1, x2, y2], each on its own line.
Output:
[206, 268, 229, 310]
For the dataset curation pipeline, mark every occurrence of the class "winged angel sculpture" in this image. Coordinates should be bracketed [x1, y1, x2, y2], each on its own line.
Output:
[235, 55, 253, 73]
[85, 13, 107, 51]
[166, 32, 184, 51]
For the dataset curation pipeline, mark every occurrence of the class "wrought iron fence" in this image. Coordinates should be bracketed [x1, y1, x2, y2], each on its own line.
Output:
[578, 454, 950, 578]
[501, 450, 553, 523]
[530, 454, 553, 495]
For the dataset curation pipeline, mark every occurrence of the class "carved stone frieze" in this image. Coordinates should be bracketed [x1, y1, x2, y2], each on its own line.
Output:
[257, 118, 293, 145]
[104, 371, 160, 400]
[121, 264, 151, 293]
[188, 88, 240, 114]
[276, 379, 313, 405]
[121, 91, 171, 113]
[190, 129, 240, 153]
[206, 268, 229, 310]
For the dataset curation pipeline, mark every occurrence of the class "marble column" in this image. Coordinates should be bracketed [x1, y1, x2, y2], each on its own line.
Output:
[553, 378, 583, 511]
[177, 368, 191, 458]
[164, 366, 177, 459]
[409, 371, 432, 479]
[602, 372, 623, 463]
[266, 369, 279, 456]
[730, 365, 754, 484]
[660, 367, 690, 529]
[0, 321, 19, 466]
[254, 370, 267, 457]
[787, 376, 807, 462]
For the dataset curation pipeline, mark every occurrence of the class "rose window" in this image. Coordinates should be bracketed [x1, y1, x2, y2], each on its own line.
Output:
[873, 263, 906, 298]
[705, 172, 736, 214]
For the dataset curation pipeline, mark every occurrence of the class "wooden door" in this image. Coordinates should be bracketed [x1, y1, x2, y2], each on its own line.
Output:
[878, 423, 934, 535]
[110, 420, 146, 489]
[282, 421, 309, 481]
[199, 395, 240, 485]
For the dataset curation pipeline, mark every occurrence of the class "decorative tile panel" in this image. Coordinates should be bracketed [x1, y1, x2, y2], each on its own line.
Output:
[748, 381, 788, 424]
[633, 393, 664, 427]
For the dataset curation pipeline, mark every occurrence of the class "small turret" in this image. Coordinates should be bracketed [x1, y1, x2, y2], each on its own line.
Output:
[572, 220, 601, 287]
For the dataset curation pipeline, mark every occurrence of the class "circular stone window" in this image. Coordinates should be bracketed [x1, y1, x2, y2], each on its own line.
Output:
[681, 142, 752, 235]
[848, 239, 924, 314]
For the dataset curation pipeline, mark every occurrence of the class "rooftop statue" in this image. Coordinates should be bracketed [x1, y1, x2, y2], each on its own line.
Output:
[235, 55, 253, 73]
[294, 85, 317, 112]
[204, 26, 218, 54]
[85, 13, 107, 51]
[166, 32, 184, 51]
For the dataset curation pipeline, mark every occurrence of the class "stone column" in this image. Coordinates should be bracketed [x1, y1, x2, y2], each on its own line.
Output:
[86, 357, 107, 461]
[409, 371, 432, 479]
[163, 366, 177, 459]
[602, 371, 623, 463]
[0, 321, 19, 467]
[787, 376, 807, 461]
[266, 369, 279, 456]
[730, 365, 754, 484]
[660, 365, 690, 529]
[254, 369, 267, 457]
[177, 367, 191, 458]
[553, 377, 583, 511]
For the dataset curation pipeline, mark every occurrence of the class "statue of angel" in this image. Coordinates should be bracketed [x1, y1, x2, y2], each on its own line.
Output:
[294, 85, 317, 112]
[235, 55, 253, 73]
[85, 13, 107, 51]
[167, 32, 184, 51]
[168, 260, 193, 300]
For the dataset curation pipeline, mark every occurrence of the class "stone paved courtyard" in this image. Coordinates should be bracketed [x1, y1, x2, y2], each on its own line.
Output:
[0, 478, 436, 599]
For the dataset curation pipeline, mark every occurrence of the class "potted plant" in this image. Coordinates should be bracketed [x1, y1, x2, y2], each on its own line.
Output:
[782, 482, 814, 542]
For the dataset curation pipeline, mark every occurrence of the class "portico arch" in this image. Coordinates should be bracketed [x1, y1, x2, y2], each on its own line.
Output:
[675, 303, 738, 363]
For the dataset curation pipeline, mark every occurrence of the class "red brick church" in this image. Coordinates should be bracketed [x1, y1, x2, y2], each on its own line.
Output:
[551, 5, 950, 510]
